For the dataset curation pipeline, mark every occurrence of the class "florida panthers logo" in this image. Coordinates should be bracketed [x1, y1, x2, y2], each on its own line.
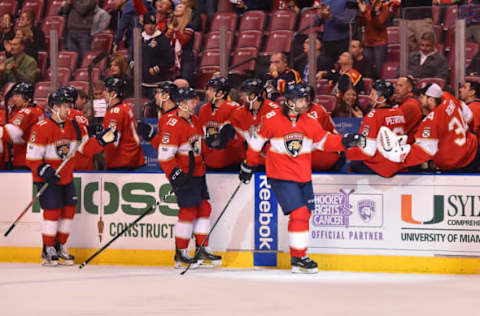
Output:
[55, 139, 71, 160]
[358, 199, 376, 223]
[284, 133, 303, 157]
[189, 136, 201, 156]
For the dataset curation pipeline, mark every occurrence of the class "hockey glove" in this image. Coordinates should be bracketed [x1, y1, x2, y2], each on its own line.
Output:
[97, 127, 118, 147]
[38, 163, 60, 185]
[137, 121, 156, 141]
[342, 133, 366, 149]
[376, 126, 411, 163]
[205, 133, 222, 149]
[239, 161, 255, 184]
[169, 167, 191, 191]
[210, 124, 236, 149]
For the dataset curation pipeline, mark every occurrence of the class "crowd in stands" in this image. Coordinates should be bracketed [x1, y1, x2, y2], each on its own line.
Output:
[0, 0, 480, 175]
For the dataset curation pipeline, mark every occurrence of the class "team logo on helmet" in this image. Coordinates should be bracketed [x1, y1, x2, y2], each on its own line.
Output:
[55, 139, 70, 160]
[284, 133, 304, 157]
[189, 136, 201, 155]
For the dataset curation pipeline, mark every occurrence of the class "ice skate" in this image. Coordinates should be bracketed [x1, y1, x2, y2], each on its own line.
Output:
[291, 256, 318, 274]
[195, 246, 222, 267]
[41, 245, 58, 266]
[174, 248, 199, 269]
[55, 242, 75, 266]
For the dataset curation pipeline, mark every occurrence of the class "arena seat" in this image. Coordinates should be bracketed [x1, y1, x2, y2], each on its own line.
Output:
[238, 10, 266, 31]
[235, 30, 263, 50]
[268, 10, 297, 32]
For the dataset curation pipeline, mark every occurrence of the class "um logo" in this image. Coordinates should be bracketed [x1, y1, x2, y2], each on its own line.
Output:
[401, 194, 444, 225]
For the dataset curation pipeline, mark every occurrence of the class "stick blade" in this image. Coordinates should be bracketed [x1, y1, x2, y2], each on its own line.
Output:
[4, 224, 15, 237]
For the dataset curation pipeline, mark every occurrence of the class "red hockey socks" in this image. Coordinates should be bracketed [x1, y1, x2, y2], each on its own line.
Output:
[56, 205, 76, 244]
[42, 209, 61, 246]
[175, 207, 197, 249]
[288, 206, 311, 257]
[194, 200, 212, 247]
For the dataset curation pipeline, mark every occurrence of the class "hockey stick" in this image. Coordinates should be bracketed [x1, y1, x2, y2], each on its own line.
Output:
[3, 121, 83, 237]
[79, 202, 157, 269]
[180, 182, 242, 275]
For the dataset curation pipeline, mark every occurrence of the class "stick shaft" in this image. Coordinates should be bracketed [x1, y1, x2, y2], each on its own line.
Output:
[80, 204, 153, 267]
[181, 183, 241, 275]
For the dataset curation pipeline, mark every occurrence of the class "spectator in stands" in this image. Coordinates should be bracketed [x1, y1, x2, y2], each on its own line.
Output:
[467, 50, 480, 76]
[108, 0, 127, 35]
[407, 32, 448, 80]
[265, 52, 301, 95]
[318, 51, 365, 95]
[401, 0, 434, 51]
[141, 11, 175, 98]
[229, 0, 273, 13]
[91, 3, 112, 36]
[113, 0, 153, 60]
[59, 0, 97, 67]
[194, 0, 218, 21]
[14, 26, 38, 60]
[356, 0, 390, 78]
[460, 0, 480, 45]
[460, 80, 480, 135]
[174, 78, 189, 88]
[349, 39, 374, 79]
[296, 36, 334, 85]
[155, 0, 174, 32]
[106, 53, 133, 97]
[75, 89, 92, 120]
[165, 2, 200, 85]
[16, 10, 46, 52]
[0, 13, 15, 53]
[322, 0, 357, 61]
[331, 82, 366, 118]
[0, 37, 38, 85]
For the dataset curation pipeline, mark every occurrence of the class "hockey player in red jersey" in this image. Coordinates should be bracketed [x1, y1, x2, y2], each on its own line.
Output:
[396, 76, 423, 144]
[239, 83, 365, 273]
[223, 78, 280, 167]
[102, 77, 145, 170]
[137, 81, 179, 152]
[378, 83, 479, 172]
[459, 80, 480, 135]
[347, 80, 408, 178]
[26, 89, 117, 266]
[153, 87, 221, 268]
[0, 82, 45, 169]
[198, 77, 245, 170]
[306, 85, 345, 172]
[57, 86, 95, 171]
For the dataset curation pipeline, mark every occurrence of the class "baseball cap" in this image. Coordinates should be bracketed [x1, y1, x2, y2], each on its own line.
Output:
[425, 83, 442, 98]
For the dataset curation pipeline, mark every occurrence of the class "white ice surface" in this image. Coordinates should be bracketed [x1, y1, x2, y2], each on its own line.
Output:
[1, 263, 479, 316]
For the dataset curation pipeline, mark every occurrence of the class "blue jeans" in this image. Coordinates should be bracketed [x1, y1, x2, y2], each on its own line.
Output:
[67, 31, 92, 67]
[364, 45, 387, 79]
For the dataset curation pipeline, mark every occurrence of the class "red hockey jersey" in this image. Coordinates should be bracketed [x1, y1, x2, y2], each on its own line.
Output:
[404, 93, 478, 170]
[68, 109, 94, 171]
[149, 107, 178, 152]
[467, 100, 480, 135]
[246, 110, 346, 183]
[157, 114, 206, 178]
[2, 106, 44, 167]
[308, 103, 343, 171]
[103, 101, 144, 169]
[229, 99, 280, 165]
[399, 95, 423, 144]
[26, 118, 103, 184]
[347, 105, 407, 177]
[198, 100, 245, 168]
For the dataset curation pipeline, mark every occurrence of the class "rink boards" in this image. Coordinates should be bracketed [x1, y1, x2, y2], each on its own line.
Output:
[1, 171, 480, 274]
